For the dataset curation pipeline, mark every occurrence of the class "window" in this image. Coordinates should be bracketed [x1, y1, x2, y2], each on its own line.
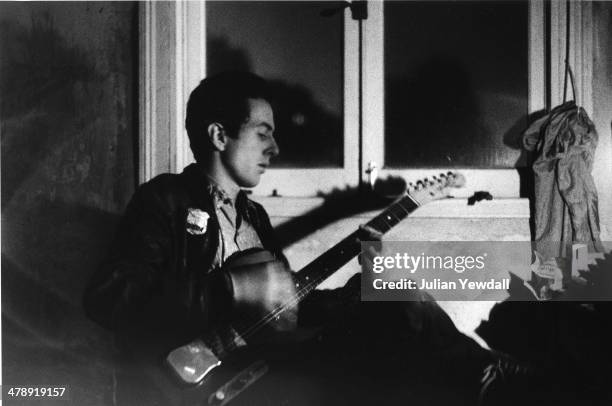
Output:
[142, 1, 596, 200]
[205, 1, 359, 197]
[383, 1, 529, 168]
[361, 1, 544, 199]
[201, 1, 544, 197]
[207, 1, 344, 168]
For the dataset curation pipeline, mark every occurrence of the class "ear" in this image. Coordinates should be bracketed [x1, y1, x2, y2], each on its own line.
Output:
[207, 123, 227, 151]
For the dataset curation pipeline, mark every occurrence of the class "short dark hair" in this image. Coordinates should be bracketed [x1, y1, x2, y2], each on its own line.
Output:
[185, 71, 272, 162]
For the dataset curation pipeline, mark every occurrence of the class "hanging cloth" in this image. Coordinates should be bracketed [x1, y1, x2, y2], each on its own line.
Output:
[523, 101, 601, 252]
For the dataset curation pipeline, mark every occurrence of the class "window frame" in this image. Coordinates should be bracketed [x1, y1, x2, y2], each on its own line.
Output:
[139, 0, 593, 200]
[251, 7, 360, 197]
[360, 1, 546, 199]
[139, 2, 360, 196]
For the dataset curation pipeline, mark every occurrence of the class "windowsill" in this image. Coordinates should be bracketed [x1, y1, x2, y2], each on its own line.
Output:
[250, 196, 530, 219]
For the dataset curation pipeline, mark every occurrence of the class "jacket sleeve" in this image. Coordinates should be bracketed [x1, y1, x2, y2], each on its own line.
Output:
[83, 182, 230, 335]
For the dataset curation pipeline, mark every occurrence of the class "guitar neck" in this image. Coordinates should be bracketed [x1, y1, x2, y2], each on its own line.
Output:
[294, 194, 420, 295]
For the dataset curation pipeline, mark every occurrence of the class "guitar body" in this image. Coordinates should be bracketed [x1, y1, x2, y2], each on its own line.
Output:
[173, 346, 284, 406]
[142, 325, 325, 406]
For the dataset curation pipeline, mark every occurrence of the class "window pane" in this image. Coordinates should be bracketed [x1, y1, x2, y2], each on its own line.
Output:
[384, 1, 529, 168]
[206, 1, 344, 168]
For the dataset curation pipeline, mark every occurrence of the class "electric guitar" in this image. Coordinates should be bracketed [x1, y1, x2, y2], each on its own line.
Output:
[162, 172, 466, 405]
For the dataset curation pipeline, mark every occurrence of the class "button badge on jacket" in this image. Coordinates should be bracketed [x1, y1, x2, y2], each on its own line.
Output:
[186, 208, 210, 235]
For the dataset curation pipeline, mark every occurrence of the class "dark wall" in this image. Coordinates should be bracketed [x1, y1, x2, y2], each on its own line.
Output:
[593, 1, 612, 238]
[1, 2, 137, 404]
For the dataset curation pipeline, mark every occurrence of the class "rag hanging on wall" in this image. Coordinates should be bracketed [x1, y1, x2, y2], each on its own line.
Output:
[522, 2, 602, 299]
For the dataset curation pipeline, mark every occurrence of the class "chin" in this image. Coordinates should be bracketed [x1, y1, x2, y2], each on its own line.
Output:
[238, 176, 260, 189]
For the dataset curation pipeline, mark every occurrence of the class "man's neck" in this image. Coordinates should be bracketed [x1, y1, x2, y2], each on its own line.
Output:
[200, 160, 241, 201]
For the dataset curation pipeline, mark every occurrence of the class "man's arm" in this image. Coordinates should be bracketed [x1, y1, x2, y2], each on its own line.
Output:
[298, 225, 381, 327]
[83, 183, 170, 330]
[83, 181, 231, 336]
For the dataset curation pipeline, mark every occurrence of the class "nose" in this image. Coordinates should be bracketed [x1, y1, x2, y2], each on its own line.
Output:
[267, 135, 280, 158]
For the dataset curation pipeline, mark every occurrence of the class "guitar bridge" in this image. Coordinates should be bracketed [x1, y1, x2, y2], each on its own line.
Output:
[166, 339, 221, 384]
[208, 360, 269, 406]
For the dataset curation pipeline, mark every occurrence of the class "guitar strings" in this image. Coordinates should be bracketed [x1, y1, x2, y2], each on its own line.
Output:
[217, 270, 329, 356]
[222, 204, 415, 353]
[218, 195, 421, 355]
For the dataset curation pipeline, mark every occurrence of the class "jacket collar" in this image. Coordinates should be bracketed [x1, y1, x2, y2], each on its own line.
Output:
[181, 163, 253, 221]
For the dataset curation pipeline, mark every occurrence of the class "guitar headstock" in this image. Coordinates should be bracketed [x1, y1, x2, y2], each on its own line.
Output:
[407, 172, 465, 205]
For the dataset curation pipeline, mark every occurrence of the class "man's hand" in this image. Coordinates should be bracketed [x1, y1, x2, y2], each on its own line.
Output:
[357, 224, 383, 269]
[228, 258, 298, 331]
[334, 224, 384, 307]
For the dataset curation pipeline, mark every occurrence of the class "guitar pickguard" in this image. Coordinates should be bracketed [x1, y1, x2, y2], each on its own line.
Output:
[166, 339, 222, 384]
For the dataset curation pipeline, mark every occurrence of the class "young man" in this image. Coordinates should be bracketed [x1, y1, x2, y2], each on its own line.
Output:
[85, 71, 495, 405]
[85, 72, 291, 332]
[83, 72, 365, 404]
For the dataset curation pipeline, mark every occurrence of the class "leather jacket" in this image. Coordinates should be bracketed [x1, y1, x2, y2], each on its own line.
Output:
[83, 163, 287, 352]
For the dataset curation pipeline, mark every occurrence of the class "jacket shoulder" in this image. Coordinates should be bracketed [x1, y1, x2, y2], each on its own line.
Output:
[245, 197, 274, 225]
[132, 173, 193, 214]
[246, 197, 267, 214]
[140, 173, 184, 194]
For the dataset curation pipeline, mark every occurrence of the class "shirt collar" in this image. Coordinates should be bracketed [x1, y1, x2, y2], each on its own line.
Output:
[205, 176, 250, 217]
[206, 177, 234, 207]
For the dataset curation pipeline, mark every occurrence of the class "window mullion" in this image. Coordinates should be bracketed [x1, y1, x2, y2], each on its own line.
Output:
[344, 6, 361, 187]
[361, 0, 385, 177]
[529, 0, 546, 113]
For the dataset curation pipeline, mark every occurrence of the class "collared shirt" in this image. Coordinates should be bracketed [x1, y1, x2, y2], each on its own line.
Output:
[206, 180, 263, 267]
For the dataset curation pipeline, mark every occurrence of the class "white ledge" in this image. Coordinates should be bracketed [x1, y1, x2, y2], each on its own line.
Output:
[250, 196, 530, 219]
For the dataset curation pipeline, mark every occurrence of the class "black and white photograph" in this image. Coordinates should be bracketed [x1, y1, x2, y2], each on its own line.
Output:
[2, 1, 612, 405]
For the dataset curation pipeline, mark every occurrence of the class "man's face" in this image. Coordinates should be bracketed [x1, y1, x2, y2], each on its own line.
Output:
[222, 98, 278, 188]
